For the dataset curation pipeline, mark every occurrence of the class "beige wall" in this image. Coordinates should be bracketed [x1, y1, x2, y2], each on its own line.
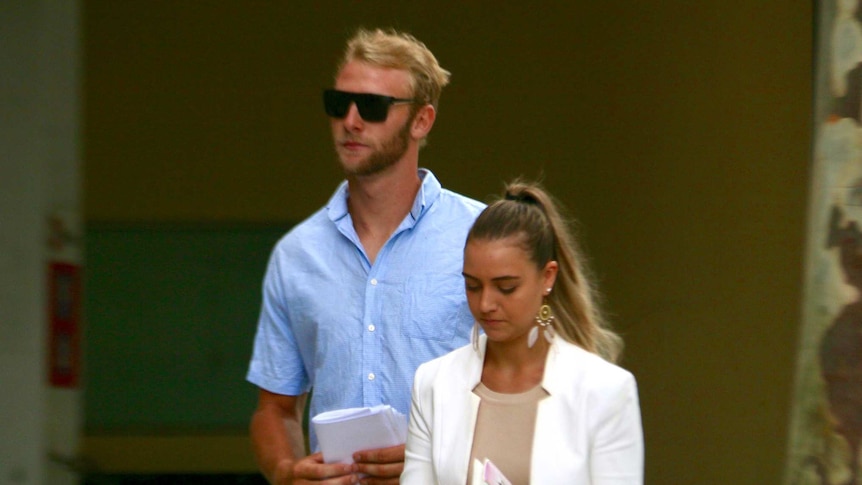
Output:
[83, 1, 812, 482]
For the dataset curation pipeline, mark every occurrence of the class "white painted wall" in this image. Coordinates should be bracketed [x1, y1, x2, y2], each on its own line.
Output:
[0, 2, 82, 484]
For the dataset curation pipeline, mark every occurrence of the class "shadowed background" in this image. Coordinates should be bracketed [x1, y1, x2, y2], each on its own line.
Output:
[81, 2, 812, 483]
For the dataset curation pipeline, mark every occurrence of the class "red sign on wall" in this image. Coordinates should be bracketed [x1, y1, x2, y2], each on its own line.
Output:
[48, 262, 81, 388]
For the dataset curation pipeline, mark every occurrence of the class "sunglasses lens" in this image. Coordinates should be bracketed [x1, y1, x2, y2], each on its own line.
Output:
[323, 90, 398, 122]
[355, 94, 389, 122]
[323, 90, 350, 118]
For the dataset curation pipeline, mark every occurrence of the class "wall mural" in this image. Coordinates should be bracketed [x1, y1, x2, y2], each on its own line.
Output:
[785, 1, 862, 484]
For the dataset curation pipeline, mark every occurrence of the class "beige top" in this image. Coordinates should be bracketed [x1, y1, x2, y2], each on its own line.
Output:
[467, 382, 550, 485]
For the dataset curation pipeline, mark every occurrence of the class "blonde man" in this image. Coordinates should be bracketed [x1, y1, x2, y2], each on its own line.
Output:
[247, 28, 484, 484]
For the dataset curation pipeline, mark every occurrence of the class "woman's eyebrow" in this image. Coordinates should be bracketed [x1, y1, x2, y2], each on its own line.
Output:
[461, 272, 520, 282]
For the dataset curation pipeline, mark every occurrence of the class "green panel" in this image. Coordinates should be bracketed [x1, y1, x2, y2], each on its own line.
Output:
[84, 224, 290, 433]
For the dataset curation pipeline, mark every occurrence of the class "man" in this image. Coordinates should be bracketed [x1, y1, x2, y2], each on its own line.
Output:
[247, 28, 484, 484]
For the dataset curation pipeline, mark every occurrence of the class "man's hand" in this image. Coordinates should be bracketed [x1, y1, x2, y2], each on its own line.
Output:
[273, 452, 359, 484]
[352, 444, 405, 485]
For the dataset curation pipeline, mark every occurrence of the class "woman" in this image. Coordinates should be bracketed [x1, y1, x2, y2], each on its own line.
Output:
[401, 180, 644, 484]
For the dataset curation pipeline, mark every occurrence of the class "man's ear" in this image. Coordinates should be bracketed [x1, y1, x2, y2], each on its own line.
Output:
[410, 104, 436, 140]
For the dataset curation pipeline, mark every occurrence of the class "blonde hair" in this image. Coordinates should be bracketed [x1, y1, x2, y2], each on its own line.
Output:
[338, 28, 451, 109]
[466, 179, 624, 362]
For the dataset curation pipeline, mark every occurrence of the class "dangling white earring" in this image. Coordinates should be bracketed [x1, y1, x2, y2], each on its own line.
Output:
[528, 298, 555, 348]
[472, 320, 481, 352]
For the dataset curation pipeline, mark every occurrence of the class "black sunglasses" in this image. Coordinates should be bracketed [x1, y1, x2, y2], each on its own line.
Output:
[323, 89, 415, 122]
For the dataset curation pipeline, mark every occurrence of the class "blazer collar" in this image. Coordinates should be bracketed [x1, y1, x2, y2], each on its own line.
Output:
[472, 334, 571, 396]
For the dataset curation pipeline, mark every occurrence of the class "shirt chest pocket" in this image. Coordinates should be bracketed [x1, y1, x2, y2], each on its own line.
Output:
[400, 273, 471, 341]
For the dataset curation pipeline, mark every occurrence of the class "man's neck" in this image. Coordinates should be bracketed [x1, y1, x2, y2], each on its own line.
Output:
[346, 161, 422, 264]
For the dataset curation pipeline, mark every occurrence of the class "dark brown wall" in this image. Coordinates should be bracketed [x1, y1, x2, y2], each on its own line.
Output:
[83, 1, 812, 482]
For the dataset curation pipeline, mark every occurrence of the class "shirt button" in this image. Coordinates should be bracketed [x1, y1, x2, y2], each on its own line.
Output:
[368, 324, 376, 332]
[368, 373, 376, 381]
[370, 278, 378, 286]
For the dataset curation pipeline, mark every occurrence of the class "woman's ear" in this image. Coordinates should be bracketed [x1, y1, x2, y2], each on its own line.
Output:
[543, 261, 559, 292]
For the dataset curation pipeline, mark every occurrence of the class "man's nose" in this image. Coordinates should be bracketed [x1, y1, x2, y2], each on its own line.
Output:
[342, 102, 364, 131]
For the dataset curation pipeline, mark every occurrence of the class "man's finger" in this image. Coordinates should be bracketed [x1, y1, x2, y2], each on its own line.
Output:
[353, 444, 406, 464]
[358, 477, 400, 485]
[355, 461, 403, 479]
[293, 452, 358, 480]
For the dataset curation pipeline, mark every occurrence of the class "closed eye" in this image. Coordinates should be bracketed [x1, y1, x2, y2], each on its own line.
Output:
[463, 273, 481, 292]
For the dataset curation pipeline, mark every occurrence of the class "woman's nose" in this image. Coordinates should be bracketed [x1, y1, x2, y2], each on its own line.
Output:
[479, 290, 496, 312]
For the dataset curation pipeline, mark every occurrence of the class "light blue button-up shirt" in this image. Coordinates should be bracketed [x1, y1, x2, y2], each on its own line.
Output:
[247, 169, 484, 451]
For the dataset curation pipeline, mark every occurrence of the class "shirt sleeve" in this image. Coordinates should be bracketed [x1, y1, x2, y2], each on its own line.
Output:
[246, 246, 310, 395]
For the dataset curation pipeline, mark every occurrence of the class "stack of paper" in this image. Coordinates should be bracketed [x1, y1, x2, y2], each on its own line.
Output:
[311, 404, 408, 464]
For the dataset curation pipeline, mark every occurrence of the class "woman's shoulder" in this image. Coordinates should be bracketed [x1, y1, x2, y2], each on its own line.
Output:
[551, 338, 636, 387]
[413, 343, 479, 390]
[418, 343, 475, 373]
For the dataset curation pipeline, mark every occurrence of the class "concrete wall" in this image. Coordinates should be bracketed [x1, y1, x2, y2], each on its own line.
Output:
[1, 1, 82, 484]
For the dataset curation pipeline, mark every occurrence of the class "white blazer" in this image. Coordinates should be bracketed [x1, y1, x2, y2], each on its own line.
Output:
[402, 335, 644, 484]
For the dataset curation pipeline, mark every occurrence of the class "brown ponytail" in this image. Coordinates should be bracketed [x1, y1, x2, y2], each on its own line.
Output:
[467, 179, 623, 362]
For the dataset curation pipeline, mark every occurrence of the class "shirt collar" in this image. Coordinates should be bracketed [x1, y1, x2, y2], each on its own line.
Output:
[326, 168, 442, 224]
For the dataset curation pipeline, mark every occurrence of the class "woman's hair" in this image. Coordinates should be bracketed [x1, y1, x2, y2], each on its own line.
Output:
[466, 179, 623, 362]
[337, 28, 451, 110]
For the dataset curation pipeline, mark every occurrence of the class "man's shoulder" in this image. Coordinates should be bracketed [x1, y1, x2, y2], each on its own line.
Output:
[425, 188, 485, 229]
[271, 206, 333, 253]
[437, 187, 486, 213]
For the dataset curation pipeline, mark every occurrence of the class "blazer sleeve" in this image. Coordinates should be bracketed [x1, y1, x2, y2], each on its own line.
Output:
[589, 371, 644, 484]
[401, 362, 437, 484]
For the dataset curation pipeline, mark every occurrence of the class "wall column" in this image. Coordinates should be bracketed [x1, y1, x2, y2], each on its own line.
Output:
[0, 2, 83, 484]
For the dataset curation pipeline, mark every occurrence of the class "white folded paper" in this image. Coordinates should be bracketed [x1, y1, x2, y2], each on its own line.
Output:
[311, 404, 408, 464]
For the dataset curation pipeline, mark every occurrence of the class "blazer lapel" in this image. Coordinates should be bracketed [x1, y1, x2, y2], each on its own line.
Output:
[437, 338, 485, 483]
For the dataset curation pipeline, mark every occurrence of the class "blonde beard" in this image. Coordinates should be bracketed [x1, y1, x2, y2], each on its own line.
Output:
[338, 117, 412, 177]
